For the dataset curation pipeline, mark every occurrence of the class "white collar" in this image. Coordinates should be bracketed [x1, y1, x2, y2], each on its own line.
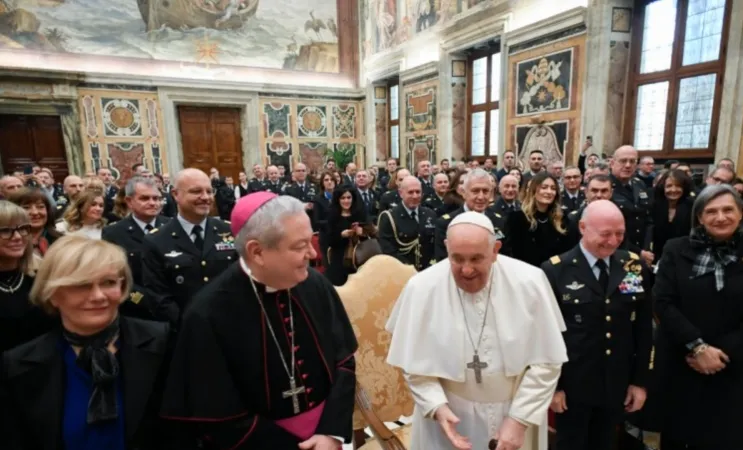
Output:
[580, 242, 610, 270]
[131, 215, 157, 233]
[177, 214, 207, 236]
[239, 258, 278, 293]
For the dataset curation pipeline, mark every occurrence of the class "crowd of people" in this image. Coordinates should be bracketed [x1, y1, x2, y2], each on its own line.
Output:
[0, 142, 740, 450]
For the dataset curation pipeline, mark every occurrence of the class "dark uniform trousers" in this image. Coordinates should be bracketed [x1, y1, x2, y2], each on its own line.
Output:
[102, 214, 170, 321]
[142, 217, 237, 327]
[377, 205, 436, 271]
[433, 206, 506, 261]
[610, 176, 652, 250]
[541, 246, 654, 450]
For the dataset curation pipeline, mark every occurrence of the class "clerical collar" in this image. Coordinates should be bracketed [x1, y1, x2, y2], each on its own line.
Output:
[579, 242, 610, 271]
[239, 258, 279, 293]
[131, 215, 156, 233]
[177, 214, 207, 237]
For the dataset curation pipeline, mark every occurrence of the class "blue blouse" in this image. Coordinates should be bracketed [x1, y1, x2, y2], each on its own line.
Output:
[62, 342, 125, 450]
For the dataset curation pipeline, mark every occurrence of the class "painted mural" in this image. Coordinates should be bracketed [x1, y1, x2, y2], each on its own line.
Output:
[515, 48, 573, 117]
[367, 0, 492, 54]
[402, 78, 438, 169]
[0, 0, 339, 72]
[259, 97, 364, 172]
[78, 88, 168, 179]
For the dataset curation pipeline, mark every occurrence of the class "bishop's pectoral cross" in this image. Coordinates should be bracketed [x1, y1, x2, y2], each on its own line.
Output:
[282, 377, 306, 414]
[467, 353, 488, 384]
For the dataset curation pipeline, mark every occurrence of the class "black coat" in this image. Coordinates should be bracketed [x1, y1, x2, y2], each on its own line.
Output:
[433, 207, 506, 262]
[141, 217, 237, 326]
[650, 197, 692, 261]
[102, 215, 170, 321]
[0, 318, 173, 450]
[610, 175, 653, 250]
[541, 246, 653, 409]
[313, 193, 333, 263]
[653, 237, 743, 447]
[502, 209, 572, 267]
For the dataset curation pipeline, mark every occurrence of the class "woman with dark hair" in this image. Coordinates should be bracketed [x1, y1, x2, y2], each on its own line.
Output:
[324, 186, 372, 286]
[440, 170, 466, 215]
[8, 187, 62, 257]
[651, 169, 694, 262]
[654, 185, 743, 449]
[313, 171, 337, 268]
[503, 172, 571, 267]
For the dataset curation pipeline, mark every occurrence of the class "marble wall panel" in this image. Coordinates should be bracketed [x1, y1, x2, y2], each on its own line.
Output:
[603, 41, 630, 156]
[402, 78, 439, 168]
[451, 76, 467, 162]
[375, 100, 388, 162]
[77, 88, 167, 181]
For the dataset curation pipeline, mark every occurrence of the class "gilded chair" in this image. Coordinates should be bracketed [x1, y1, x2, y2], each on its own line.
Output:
[336, 254, 417, 450]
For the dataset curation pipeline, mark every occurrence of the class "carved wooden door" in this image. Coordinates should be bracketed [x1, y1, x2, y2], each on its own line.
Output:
[0, 114, 69, 181]
[178, 106, 243, 181]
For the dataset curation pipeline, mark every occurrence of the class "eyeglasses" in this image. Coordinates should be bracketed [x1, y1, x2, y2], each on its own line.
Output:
[0, 224, 32, 240]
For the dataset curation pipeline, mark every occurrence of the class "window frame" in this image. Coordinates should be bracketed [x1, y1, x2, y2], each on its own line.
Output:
[623, 0, 731, 159]
[466, 46, 501, 161]
[387, 80, 400, 160]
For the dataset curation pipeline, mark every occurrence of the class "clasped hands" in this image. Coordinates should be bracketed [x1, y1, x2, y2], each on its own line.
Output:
[686, 345, 729, 375]
[435, 404, 525, 450]
[340, 225, 364, 238]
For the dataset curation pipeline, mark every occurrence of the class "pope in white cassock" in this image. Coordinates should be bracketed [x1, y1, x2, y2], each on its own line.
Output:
[386, 212, 568, 450]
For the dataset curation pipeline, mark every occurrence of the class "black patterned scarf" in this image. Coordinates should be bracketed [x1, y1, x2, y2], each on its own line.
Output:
[62, 316, 121, 424]
[688, 227, 741, 291]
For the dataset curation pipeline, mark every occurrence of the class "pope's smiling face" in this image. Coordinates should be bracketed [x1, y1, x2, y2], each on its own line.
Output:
[446, 224, 500, 294]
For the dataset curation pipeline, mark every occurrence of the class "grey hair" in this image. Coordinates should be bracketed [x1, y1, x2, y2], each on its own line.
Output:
[596, 162, 610, 171]
[463, 168, 491, 190]
[235, 195, 306, 257]
[691, 184, 743, 229]
[125, 176, 158, 196]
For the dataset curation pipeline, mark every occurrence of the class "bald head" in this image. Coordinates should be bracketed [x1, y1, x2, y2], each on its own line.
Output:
[580, 200, 625, 259]
[611, 145, 638, 182]
[400, 175, 422, 209]
[63, 175, 84, 198]
[174, 168, 209, 189]
[173, 168, 213, 221]
[498, 175, 519, 201]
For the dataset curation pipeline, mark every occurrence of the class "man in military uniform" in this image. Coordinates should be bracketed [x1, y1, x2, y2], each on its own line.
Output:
[561, 166, 585, 214]
[377, 176, 436, 271]
[416, 160, 435, 198]
[55, 175, 84, 219]
[541, 200, 653, 450]
[263, 165, 284, 194]
[567, 175, 613, 244]
[434, 169, 506, 261]
[142, 168, 237, 327]
[609, 146, 654, 266]
[422, 172, 449, 216]
[102, 177, 169, 321]
[247, 163, 269, 193]
[282, 162, 317, 227]
[490, 174, 521, 217]
[378, 168, 410, 212]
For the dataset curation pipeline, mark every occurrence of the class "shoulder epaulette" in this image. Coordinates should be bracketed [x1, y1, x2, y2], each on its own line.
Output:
[442, 214, 450, 220]
[690, 191, 696, 197]
[149, 228, 159, 234]
[107, 221, 117, 226]
[495, 213, 502, 218]
[550, 255, 561, 265]
[569, 210, 578, 216]
[628, 251, 640, 260]
[223, 220, 231, 224]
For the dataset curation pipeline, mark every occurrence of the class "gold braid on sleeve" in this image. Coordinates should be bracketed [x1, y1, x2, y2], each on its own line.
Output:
[379, 210, 421, 269]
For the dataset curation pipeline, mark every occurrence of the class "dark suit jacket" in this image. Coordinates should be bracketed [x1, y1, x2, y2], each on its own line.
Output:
[102, 215, 170, 321]
[0, 318, 173, 450]
[502, 209, 572, 267]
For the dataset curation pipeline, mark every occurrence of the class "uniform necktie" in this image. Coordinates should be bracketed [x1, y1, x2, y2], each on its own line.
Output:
[145, 224, 154, 232]
[595, 259, 609, 293]
[192, 225, 204, 252]
[362, 192, 369, 207]
[410, 210, 417, 222]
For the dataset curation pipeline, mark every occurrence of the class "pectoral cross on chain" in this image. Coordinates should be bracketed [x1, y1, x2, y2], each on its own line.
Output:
[467, 353, 488, 384]
[282, 377, 306, 414]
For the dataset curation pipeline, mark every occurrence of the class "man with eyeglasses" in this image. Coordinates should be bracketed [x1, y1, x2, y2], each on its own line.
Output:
[706, 166, 735, 186]
[282, 163, 317, 228]
[561, 167, 585, 214]
[609, 146, 654, 266]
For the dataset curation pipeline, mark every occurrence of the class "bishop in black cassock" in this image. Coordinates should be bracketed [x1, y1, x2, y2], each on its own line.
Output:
[160, 192, 358, 450]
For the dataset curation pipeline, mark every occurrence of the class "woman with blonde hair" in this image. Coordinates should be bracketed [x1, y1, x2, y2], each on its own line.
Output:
[0, 200, 54, 353]
[1, 236, 172, 449]
[8, 187, 62, 257]
[56, 189, 106, 239]
[82, 176, 105, 195]
[502, 171, 572, 266]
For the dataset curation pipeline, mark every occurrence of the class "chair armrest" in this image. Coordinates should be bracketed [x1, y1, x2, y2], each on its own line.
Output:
[355, 383, 407, 450]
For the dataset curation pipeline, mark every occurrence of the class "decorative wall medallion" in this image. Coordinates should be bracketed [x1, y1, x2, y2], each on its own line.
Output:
[405, 85, 437, 132]
[297, 105, 327, 138]
[515, 48, 573, 117]
[102, 98, 142, 137]
[332, 104, 356, 138]
[263, 103, 291, 139]
[82, 95, 98, 139]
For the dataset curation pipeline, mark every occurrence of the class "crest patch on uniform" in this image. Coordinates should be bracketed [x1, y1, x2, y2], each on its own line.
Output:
[129, 291, 144, 304]
[550, 255, 561, 265]
[165, 251, 182, 258]
[565, 282, 584, 291]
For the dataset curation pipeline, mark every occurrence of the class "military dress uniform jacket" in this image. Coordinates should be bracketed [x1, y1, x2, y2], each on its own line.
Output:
[102, 215, 170, 321]
[422, 194, 445, 217]
[561, 189, 585, 214]
[490, 197, 521, 218]
[356, 189, 379, 224]
[141, 217, 237, 327]
[283, 181, 318, 228]
[378, 190, 401, 212]
[377, 204, 436, 271]
[247, 178, 268, 194]
[541, 246, 653, 409]
[433, 207, 506, 262]
[610, 175, 652, 250]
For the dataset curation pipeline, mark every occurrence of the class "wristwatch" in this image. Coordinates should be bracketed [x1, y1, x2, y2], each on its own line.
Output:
[686, 338, 705, 352]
